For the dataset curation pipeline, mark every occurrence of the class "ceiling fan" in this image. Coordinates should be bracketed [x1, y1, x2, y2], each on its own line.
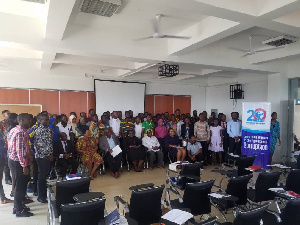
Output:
[229, 35, 284, 57]
[133, 14, 191, 41]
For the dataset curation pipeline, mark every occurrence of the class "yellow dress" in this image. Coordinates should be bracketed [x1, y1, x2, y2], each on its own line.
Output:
[76, 137, 103, 167]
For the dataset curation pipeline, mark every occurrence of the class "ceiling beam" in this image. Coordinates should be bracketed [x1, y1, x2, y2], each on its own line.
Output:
[168, 17, 247, 55]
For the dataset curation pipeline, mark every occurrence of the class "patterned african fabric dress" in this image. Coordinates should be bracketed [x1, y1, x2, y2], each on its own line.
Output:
[76, 137, 103, 167]
[270, 120, 280, 154]
[89, 121, 100, 139]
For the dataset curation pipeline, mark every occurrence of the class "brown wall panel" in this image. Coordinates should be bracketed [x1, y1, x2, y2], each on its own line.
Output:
[154, 95, 173, 115]
[60, 91, 87, 119]
[0, 89, 29, 104]
[174, 96, 191, 114]
[30, 90, 59, 115]
[145, 95, 154, 116]
[88, 92, 95, 113]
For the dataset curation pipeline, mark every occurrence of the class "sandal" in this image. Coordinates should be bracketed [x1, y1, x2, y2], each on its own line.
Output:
[1, 198, 14, 204]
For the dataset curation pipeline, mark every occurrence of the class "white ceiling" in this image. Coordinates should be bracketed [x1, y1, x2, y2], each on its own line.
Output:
[2, 0, 300, 85]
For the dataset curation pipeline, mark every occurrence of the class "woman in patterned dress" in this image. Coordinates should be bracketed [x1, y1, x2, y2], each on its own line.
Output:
[270, 112, 281, 163]
[76, 130, 103, 179]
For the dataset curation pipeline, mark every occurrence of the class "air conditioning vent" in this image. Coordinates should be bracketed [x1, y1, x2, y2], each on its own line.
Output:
[80, 0, 121, 17]
[262, 35, 298, 47]
[22, 0, 46, 3]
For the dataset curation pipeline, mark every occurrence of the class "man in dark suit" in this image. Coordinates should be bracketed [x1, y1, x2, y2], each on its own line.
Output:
[99, 128, 122, 178]
[220, 114, 229, 161]
[53, 132, 78, 178]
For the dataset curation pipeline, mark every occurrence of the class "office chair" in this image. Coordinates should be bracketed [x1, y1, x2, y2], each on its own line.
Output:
[60, 198, 106, 225]
[47, 176, 91, 222]
[219, 202, 270, 225]
[247, 172, 281, 204]
[212, 174, 253, 217]
[262, 198, 300, 225]
[114, 184, 165, 225]
[166, 180, 215, 218]
[166, 162, 203, 191]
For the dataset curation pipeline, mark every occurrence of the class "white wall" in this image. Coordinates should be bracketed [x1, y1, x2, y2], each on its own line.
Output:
[146, 82, 206, 114]
[0, 72, 94, 91]
[206, 81, 268, 119]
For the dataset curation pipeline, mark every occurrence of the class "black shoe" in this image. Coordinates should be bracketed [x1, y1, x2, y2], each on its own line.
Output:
[16, 209, 33, 217]
[22, 198, 34, 204]
[33, 192, 38, 196]
[37, 198, 48, 203]
[10, 191, 14, 197]
[13, 206, 30, 214]
[5, 180, 12, 185]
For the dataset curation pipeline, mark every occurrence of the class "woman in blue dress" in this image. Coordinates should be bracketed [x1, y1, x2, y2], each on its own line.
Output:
[270, 112, 281, 163]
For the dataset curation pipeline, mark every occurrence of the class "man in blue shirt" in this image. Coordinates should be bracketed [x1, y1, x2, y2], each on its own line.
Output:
[227, 112, 242, 154]
[187, 136, 203, 162]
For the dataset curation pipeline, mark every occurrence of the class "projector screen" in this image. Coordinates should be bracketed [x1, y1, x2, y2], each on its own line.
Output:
[95, 80, 146, 117]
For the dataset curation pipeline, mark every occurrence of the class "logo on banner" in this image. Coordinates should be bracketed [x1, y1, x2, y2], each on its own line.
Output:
[246, 108, 267, 125]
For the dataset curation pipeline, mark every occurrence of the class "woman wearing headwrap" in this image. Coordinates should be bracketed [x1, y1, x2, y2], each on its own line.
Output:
[155, 119, 168, 161]
[76, 117, 89, 137]
[68, 115, 77, 137]
[49, 118, 59, 142]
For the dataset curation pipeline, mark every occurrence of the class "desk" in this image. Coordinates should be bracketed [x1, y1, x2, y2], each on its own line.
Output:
[74, 192, 105, 202]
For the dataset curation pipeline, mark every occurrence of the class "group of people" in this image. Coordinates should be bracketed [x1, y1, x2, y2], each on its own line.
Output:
[0, 108, 282, 218]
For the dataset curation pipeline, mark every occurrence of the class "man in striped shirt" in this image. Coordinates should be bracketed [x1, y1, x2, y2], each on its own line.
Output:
[7, 113, 33, 217]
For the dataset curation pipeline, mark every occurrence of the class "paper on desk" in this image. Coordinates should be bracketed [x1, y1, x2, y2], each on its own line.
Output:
[267, 164, 291, 169]
[161, 209, 193, 225]
[229, 153, 240, 158]
[111, 145, 122, 158]
[209, 193, 230, 199]
[269, 188, 285, 193]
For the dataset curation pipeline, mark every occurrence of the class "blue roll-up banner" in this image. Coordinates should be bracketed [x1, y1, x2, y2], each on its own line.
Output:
[242, 102, 271, 169]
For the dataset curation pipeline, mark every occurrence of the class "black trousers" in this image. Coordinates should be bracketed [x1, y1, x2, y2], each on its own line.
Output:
[3, 149, 12, 182]
[57, 157, 78, 177]
[222, 134, 229, 161]
[36, 158, 50, 199]
[199, 141, 210, 163]
[157, 138, 168, 163]
[105, 152, 122, 173]
[0, 156, 6, 200]
[33, 158, 38, 193]
[8, 159, 29, 211]
[188, 153, 203, 163]
[229, 137, 241, 155]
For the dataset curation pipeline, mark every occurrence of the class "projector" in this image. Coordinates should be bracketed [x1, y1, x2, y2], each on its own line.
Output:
[158, 64, 179, 77]
[262, 35, 298, 47]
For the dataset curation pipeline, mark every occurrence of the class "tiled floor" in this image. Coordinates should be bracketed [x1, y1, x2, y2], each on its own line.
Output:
[0, 165, 277, 225]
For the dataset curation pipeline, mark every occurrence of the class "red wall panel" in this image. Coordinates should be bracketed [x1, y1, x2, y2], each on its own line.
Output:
[88, 92, 95, 113]
[145, 95, 154, 116]
[154, 95, 173, 115]
[0, 89, 29, 104]
[30, 90, 59, 114]
[174, 96, 191, 114]
[60, 91, 87, 119]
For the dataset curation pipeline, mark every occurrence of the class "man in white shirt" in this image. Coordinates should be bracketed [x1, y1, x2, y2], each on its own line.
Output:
[57, 114, 74, 141]
[227, 112, 242, 154]
[109, 111, 121, 138]
[142, 129, 164, 170]
[134, 116, 142, 139]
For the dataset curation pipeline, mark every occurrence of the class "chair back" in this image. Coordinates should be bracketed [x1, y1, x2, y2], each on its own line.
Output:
[254, 172, 281, 202]
[237, 156, 256, 176]
[280, 198, 300, 225]
[56, 177, 91, 215]
[285, 169, 300, 193]
[179, 162, 203, 189]
[226, 174, 253, 205]
[129, 185, 164, 224]
[183, 180, 215, 216]
[60, 198, 106, 225]
[232, 203, 270, 225]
